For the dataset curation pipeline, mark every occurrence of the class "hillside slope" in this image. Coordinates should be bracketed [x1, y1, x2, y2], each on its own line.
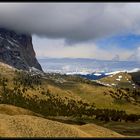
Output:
[130, 71, 140, 86]
[99, 72, 137, 89]
[0, 62, 140, 137]
[0, 104, 123, 138]
[0, 62, 140, 115]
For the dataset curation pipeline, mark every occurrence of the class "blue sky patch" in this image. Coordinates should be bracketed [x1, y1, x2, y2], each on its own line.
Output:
[96, 34, 140, 50]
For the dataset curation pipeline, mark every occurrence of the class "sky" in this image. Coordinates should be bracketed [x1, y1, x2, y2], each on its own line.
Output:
[0, 3, 140, 60]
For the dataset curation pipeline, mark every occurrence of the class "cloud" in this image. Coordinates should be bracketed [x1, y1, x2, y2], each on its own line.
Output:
[33, 35, 134, 60]
[0, 3, 140, 43]
[129, 47, 140, 61]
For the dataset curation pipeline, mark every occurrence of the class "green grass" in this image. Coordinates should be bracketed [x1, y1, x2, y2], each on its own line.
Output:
[1, 63, 140, 137]
[98, 121, 140, 136]
[100, 72, 136, 89]
[0, 63, 140, 115]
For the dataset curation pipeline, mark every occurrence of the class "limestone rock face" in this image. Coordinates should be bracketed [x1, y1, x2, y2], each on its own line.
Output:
[0, 28, 42, 71]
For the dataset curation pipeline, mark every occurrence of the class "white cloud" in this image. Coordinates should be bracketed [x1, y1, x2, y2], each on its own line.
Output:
[135, 47, 140, 61]
[0, 3, 137, 60]
[33, 35, 134, 60]
[127, 47, 140, 61]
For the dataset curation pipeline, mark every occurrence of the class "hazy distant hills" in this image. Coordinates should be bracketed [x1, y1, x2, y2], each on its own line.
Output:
[38, 57, 140, 74]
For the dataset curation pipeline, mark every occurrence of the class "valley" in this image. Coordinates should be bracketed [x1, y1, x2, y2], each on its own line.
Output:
[1, 2, 140, 138]
[0, 62, 140, 137]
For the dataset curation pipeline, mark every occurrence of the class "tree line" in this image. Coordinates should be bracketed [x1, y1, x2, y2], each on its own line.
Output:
[0, 70, 140, 123]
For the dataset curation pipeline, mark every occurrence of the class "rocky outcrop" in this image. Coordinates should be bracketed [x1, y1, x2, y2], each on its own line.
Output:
[0, 28, 42, 71]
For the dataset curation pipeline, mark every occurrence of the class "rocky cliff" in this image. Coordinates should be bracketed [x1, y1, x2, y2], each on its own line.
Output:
[0, 28, 42, 71]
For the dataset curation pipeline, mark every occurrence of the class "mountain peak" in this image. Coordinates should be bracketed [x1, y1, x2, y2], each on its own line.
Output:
[0, 28, 42, 71]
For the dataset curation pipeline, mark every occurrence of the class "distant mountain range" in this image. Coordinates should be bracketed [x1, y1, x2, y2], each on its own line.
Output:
[38, 57, 140, 75]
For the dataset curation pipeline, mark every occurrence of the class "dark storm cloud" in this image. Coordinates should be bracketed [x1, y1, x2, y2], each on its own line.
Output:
[0, 3, 140, 42]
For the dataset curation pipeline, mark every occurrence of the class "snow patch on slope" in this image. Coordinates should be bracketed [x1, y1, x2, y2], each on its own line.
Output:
[105, 71, 126, 76]
[118, 75, 122, 79]
[127, 68, 140, 73]
[66, 71, 90, 75]
[94, 73, 102, 76]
